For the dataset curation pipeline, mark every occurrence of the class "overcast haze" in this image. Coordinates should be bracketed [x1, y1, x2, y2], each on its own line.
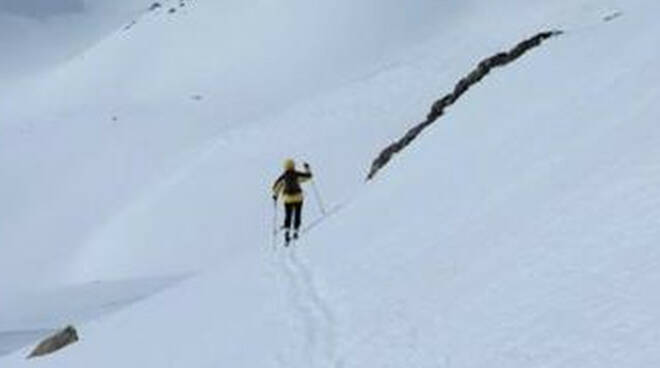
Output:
[0, 0, 84, 18]
[0, 0, 151, 83]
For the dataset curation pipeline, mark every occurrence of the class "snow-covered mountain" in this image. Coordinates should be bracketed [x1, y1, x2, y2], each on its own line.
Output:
[0, 0, 154, 82]
[2, 0, 659, 366]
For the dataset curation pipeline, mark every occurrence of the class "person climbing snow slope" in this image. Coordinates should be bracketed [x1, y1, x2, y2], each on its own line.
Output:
[272, 159, 312, 246]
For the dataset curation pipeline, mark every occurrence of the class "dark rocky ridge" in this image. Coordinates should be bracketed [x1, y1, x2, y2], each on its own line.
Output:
[366, 31, 563, 180]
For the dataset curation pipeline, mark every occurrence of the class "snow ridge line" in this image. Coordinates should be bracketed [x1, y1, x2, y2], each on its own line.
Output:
[366, 30, 563, 180]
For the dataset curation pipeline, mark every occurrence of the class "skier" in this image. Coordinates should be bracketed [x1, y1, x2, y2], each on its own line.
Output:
[272, 159, 313, 245]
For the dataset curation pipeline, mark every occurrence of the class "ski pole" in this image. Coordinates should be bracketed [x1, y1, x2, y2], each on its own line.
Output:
[309, 175, 327, 216]
[272, 198, 278, 250]
[304, 162, 327, 215]
[311, 179, 326, 215]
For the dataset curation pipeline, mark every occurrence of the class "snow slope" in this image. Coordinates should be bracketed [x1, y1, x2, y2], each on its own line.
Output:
[0, 0, 451, 291]
[0, 276, 182, 357]
[3, 0, 660, 366]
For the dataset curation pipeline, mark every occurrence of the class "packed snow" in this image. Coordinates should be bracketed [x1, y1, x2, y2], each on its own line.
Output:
[1, 0, 659, 367]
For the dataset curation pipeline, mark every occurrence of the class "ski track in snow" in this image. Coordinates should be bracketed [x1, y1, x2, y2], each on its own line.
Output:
[278, 249, 317, 366]
[290, 250, 339, 367]
[277, 246, 340, 368]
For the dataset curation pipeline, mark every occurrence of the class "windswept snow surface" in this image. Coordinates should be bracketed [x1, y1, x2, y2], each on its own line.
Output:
[3, 0, 660, 366]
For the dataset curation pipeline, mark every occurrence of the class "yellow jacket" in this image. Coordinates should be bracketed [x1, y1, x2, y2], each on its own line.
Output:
[272, 169, 312, 204]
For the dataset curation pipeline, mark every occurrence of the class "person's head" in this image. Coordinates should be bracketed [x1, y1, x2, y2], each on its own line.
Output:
[283, 158, 295, 171]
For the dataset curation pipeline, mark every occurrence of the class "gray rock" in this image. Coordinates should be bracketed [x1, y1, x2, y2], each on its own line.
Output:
[27, 326, 79, 359]
[604, 11, 623, 22]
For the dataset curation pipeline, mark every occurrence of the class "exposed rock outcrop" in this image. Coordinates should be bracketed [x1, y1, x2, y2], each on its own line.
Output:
[366, 31, 562, 180]
[603, 11, 623, 22]
[27, 326, 79, 359]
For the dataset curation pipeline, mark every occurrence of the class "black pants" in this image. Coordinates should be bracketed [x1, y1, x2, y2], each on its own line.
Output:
[284, 202, 303, 231]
